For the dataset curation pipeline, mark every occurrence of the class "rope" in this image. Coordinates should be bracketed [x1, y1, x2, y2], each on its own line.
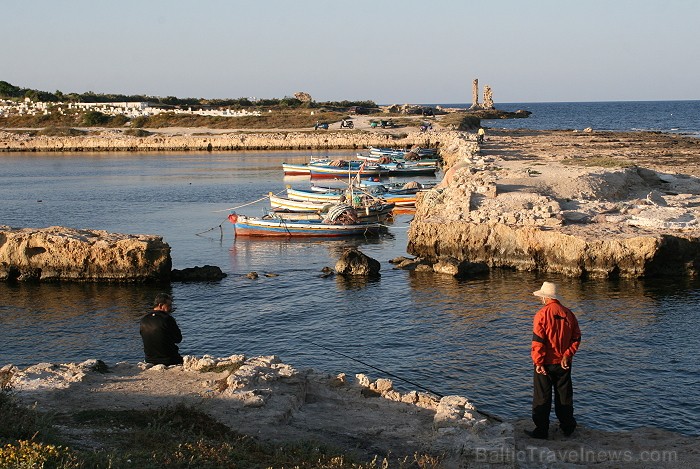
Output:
[212, 189, 287, 213]
[195, 221, 227, 237]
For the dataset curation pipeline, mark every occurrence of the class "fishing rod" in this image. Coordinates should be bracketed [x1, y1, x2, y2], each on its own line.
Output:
[304, 338, 504, 422]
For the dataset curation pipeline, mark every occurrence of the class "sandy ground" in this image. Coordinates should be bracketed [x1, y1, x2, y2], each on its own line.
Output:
[481, 128, 700, 177]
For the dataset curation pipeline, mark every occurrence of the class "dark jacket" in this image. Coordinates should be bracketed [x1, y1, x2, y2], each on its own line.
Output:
[140, 310, 183, 365]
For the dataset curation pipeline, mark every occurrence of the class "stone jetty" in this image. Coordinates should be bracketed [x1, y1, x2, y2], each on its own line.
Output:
[407, 130, 700, 278]
[0, 129, 438, 152]
[0, 226, 171, 282]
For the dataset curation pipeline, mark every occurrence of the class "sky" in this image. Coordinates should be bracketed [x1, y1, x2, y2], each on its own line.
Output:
[2, 0, 699, 104]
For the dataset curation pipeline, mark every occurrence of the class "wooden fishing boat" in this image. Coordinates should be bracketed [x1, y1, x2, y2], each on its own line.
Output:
[269, 203, 394, 223]
[286, 187, 343, 203]
[368, 146, 438, 157]
[282, 163, 311, 175]
[228, 213, 385, 237]
[381, 162, 438, 177]
[356, 153, 440, 166]
[308, 160, 386, 179]
[269, 193, 334, 212]
[287, 186, 417, 207]
[282, 157, 331, 175]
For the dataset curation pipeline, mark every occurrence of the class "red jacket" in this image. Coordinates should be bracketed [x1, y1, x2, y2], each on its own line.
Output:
[531, 299, 581, 366]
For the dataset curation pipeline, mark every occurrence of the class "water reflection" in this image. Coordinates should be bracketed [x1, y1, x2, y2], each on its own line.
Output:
[1, 151, 698, 435]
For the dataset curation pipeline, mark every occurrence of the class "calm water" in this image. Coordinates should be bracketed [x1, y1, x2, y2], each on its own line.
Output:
[441, 100, 700, 137]
[1, 124, 699, 436]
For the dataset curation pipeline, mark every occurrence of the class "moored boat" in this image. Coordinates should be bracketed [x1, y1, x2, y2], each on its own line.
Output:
[308, 159, 386, 179]
[269, 193, 334, 212]
[228, 213, 386, 237]
[282, 163, 311, 175]
[269, 202, 394, 223]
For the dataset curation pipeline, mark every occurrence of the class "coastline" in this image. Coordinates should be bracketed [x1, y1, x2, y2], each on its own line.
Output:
[3, 126, 700, 466]
[3, 356, 697, 468]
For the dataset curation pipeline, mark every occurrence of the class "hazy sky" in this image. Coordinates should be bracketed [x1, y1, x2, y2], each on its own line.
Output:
[3, 0, 698, 104]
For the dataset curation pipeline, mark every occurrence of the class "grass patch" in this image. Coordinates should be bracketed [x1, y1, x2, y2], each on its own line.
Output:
[438, 112, 481, 131]
[1, 392, 443, 468]
[561, 157, 635, 168]
[123, 128, 152, 137]
[197, 362, 243, 374]
[124, 110, 347, 130]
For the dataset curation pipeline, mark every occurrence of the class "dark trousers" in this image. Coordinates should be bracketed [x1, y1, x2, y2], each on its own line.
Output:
[532, 364, 576, 434]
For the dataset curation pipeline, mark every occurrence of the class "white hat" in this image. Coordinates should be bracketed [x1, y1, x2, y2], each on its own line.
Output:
[533, 281, 559, 300]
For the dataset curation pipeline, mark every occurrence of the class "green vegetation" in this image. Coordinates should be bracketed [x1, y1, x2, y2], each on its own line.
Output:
[122, 110, 347, 129]
[0, 387, 443, 468]
[439, 113, 481, 131]
[0, 80, 377, 110]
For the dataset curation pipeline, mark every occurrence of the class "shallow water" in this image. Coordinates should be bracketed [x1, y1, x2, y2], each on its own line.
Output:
[1, 150, 698, 436]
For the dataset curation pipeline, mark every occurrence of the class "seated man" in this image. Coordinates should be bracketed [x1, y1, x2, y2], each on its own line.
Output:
[139, 293, 183, 366]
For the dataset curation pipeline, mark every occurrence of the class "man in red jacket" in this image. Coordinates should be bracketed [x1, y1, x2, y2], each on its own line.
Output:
[526, 281, 581, 440]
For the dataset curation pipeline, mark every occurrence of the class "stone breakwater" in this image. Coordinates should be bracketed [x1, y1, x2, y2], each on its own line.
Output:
[407, 131, 700, 278]
[0, 129, 439, 152]
[0, 226, 171, 282]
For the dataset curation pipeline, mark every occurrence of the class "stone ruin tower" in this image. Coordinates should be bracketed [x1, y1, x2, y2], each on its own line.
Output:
[483, 85, 494, 109]
[469, 79, 495, 110]
[469, 79, 480, 109]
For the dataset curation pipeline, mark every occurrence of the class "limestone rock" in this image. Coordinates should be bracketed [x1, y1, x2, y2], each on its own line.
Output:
[0, 226, 171, 282]
[335, 248, 380, 277]
[171, 265, 227, 281]
[432, 258, 489, 277]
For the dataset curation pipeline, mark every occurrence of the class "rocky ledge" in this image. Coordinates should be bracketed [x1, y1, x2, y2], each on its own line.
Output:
[2, 356, 697, 468]
[0, 226, 171, 282]
[408, 130, 700, 278]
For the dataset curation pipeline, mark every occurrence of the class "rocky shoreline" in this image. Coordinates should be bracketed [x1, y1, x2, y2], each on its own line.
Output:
[2, 356, 696, 468]
[3, 127, 700, 281]
[408, 129, 700, 278]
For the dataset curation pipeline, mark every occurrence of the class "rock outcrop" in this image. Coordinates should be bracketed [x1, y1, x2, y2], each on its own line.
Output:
[2, 355, 513, 465]
[170, 264, 227, 282]
[408, 131, 700, 278]
[335, 248, 381, 277]
[0, 226, 171, 282]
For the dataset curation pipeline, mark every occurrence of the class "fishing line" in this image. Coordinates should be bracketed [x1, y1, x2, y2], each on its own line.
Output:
[304, 338, 444, 398]
[304, 338, 504, 422]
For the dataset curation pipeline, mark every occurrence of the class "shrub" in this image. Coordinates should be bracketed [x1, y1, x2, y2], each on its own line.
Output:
[82, 111, 110, 126]
[124, 128, 152, 137]
[36, 127, 87, 137]
[130, 116, 148, 128]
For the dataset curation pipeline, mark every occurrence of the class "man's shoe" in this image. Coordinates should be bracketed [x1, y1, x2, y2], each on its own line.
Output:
[562, 427, 576, 437]
[524, 429, 548, 440]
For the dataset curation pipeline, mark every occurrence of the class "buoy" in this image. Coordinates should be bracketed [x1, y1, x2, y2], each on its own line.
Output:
[228, 213, 238, 224]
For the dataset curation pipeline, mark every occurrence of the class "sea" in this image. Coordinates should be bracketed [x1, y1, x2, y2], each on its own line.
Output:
[1, 100, 699, 436]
